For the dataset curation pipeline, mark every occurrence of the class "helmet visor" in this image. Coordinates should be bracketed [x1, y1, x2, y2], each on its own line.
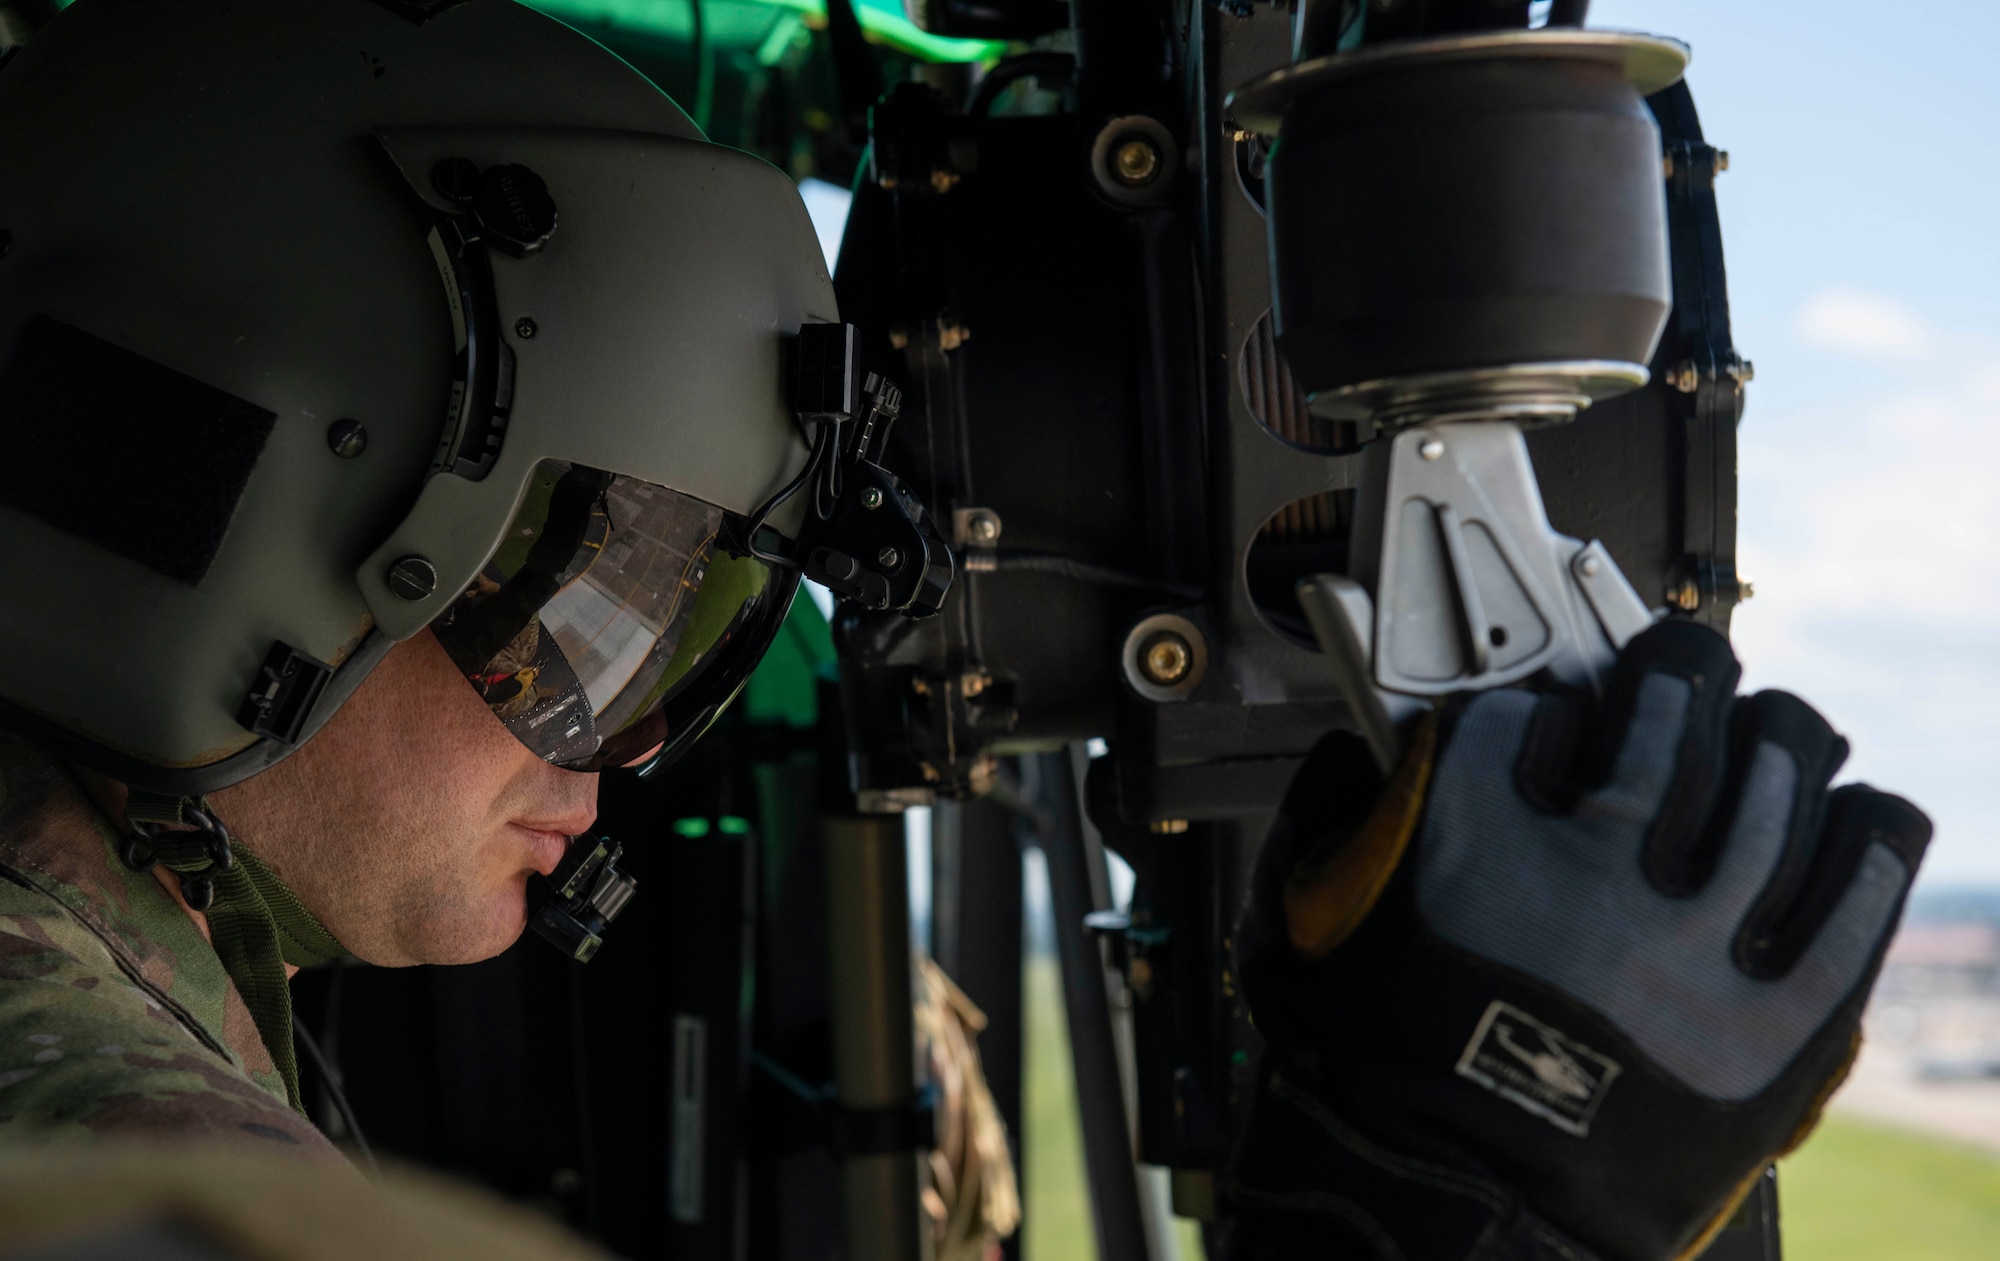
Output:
[432, 460, 795, 772]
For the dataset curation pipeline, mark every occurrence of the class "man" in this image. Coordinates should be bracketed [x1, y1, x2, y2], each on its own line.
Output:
[0, 3, 1933, 1261]
[0, 0, 824, 1148]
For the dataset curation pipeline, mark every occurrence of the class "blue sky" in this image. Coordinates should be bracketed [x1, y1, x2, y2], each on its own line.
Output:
[1591, 1, 2000, 885]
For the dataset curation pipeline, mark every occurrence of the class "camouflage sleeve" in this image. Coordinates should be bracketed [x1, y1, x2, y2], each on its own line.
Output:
[0, 881, 339, 1157]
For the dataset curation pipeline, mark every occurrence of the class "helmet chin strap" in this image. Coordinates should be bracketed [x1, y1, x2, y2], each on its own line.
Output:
[120, 789, 345, 1115]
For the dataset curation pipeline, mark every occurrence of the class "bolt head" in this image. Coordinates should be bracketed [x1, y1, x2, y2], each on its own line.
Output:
[876, 546, 903, 571]
[326, 418, 368, 459]
[971, 515, 1000, 544]
[1418, 437, 1445, 461]
[514, 316, 538, 340]
[387, 555, 438, 602]
[1140, 632, 1193, 685]
[1112, 137, 1162, 187]
[861, 486, 885, 510]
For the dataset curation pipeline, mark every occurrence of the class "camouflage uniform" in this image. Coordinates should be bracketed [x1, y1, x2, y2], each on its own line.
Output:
[0, 736, 337, 1155]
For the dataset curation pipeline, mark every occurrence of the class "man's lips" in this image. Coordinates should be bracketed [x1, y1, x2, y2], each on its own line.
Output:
[511, 821, 590, 877]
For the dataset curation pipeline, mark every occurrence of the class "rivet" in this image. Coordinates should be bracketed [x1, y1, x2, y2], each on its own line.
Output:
[1419, 437, 1444, 461]
[387, 555, 438, 602]
[325, 419, 368, 459]
[514, 317, 539, 340]
[1113, 137, 1162, 187]
[861, 486, 885, 510]
[1579, 555, 1601, 578]
[1140, 632, 1193, 685]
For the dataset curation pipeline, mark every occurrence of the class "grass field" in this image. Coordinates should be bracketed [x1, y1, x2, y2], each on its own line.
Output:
[1020, 955, 2000, 1260]
[1782, 1117, 2000, 1260]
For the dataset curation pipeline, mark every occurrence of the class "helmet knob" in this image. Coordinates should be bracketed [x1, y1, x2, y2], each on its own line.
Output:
[474, 164, 558, 256]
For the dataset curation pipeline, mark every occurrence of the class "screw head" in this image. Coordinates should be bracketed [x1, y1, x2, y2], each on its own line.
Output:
[876, 546, 903, 571]
[1112, 137, 1162, 187]
[514, 316, 538, 340]
[1419, 437, 1445, 461]
[387, 555, 439, 602]
[1140, 632, 1193, 685]
[861, 486, 885, 510]
[326, 418, 368, 459]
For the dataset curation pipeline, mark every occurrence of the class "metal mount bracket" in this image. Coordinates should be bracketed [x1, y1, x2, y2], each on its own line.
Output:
[1299, 419, 1655, 769]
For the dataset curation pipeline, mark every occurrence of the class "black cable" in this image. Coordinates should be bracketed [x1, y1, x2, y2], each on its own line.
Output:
[292, 1012, 378, 1176]
[743, 423, 836, 567]
[972, 549, 1202, 602]
[967, 52, 1076, 116]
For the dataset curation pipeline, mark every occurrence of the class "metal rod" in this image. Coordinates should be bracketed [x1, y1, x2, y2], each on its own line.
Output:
[1030, 751, 1153, 1261]
[933, 798, 1026, 1261]
[824, 813, 929, 1261]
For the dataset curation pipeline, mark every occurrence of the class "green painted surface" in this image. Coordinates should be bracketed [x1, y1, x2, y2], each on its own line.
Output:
[741, 590, 834, 727]
[1781, 1116, 2000, 1260]
[527, 0, 1005, 63]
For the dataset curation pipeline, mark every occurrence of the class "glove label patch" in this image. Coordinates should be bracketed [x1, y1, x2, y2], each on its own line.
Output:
[1455, 1001, 1621, 1137]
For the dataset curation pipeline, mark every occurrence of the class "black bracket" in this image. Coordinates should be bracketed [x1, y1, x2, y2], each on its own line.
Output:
[236, 640, 334, 746]
[528, 837, 638, 963]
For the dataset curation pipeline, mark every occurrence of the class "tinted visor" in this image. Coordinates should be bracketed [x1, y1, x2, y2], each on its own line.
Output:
[433, 460, 796, 772]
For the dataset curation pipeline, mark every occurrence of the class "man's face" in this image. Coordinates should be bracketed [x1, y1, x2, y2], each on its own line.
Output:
[209, 630, 599, 967]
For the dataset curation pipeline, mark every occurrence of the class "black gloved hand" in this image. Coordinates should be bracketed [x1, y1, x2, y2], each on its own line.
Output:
[1229, 621, 1931, 1261]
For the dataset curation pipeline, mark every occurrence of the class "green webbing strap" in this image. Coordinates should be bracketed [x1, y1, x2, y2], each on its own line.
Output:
[125, 789, 346, 1115]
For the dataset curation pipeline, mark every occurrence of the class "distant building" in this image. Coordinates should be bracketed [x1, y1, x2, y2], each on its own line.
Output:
[1878, 923, 2000, 1000]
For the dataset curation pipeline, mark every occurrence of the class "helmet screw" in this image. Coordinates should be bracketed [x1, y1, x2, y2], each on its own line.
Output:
[326, 419, 368, 459]
[387, 555, 439, 602]
[514, 317, 539, 340]
[861, 487, 884, 510]
[877, 546, 903, 571]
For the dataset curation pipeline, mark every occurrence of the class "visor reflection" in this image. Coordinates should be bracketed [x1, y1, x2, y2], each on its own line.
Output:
[435, 460, 771, 771]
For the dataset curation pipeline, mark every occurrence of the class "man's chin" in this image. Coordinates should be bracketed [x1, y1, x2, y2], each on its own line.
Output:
[399, 893, 532, 967]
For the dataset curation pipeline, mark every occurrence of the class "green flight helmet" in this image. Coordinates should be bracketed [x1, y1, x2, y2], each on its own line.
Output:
[0, 0, 830, 792]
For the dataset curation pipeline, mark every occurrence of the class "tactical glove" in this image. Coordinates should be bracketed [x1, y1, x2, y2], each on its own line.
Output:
[1229, 620, 1931, 1261]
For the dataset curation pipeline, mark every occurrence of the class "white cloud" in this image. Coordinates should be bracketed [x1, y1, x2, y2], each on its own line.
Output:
[1732, 330, 2000, 883]
[1793, 287, 1935, 360]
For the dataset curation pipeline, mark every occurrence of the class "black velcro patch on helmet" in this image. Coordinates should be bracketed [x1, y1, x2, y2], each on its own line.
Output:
[0, 316, 277, 586]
